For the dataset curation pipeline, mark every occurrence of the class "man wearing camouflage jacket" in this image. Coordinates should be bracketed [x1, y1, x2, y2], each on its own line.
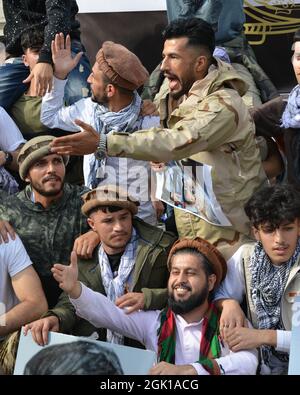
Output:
[0, 136, 96, 308]
[50, 18, 267, 260]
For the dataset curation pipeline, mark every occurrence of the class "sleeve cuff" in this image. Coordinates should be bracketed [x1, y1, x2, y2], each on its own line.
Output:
[276, 330, 291, 353]
[190, 362, 210, 375]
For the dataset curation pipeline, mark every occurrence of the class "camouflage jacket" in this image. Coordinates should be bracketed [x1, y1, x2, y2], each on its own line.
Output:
[0, 183, 89, 308]
[107, 59, 267, 259]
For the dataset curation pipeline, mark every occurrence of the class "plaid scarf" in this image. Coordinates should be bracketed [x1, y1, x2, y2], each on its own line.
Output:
[99, 228, 138, 344]
[250, 239, 300, 363]
[0, 166, 19, 194]
[157, 303, 221, 375]
[281, 84, 300, 129]
[88, 91, 142, 188]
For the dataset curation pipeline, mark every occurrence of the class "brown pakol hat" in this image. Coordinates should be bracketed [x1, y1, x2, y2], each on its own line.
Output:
[167, 238, 227, 289]
[17, 135, 69, 181]
[96, 41, 149, 91]
[81, 184, 140, 217]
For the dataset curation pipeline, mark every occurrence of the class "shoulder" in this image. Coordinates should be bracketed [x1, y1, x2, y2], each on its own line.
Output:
[134, 217, 176, 248]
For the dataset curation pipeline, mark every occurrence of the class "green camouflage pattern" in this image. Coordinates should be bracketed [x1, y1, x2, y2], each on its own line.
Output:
[0, 183, 89, 308]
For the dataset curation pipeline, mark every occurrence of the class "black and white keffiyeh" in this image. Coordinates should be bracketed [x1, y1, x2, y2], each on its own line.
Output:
[281, 84, 300, 129]
[88, 91, 142, 188]
[250, 239, 300, 363]
[98, 228, 138, 344]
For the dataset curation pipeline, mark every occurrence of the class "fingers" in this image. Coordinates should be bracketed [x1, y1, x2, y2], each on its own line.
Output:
[70, 250, 78, 268]
[73, 52, 83, 68]
[74, 119, 98, 135]
[23, 71, 33, 84]
[0, 223, 12, 243]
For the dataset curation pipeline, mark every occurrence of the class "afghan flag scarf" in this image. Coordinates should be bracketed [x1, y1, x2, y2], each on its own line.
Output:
[157, 303, 221, 375]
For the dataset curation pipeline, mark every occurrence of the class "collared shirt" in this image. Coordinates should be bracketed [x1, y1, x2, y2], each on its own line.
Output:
[71, 283, 258, 375]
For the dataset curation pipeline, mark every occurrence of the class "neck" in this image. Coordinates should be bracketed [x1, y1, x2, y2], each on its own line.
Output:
[108, 92, 134, 112]
[32, 188, 63, 208]
[103, 244, 126, 255]
[180, 299, 210, 324]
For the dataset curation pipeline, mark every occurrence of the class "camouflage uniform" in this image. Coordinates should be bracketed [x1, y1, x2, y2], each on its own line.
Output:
[0, 183, 89, 308]
[107, 59, 267, 259]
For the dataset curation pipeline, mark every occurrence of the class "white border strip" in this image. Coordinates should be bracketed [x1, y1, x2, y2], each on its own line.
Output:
[77, 0, 167, 14]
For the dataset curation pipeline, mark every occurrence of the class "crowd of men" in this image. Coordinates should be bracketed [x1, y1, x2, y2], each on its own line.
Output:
[0, 0, 300, 376]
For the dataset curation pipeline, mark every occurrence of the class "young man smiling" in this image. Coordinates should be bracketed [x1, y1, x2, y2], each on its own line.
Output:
[215, 184, 300, 374]
[49, 237, 258, 375]
[24, 185, 176, 348]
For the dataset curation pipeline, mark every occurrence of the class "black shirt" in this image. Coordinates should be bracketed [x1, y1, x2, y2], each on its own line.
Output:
[3, 0, 81, 63]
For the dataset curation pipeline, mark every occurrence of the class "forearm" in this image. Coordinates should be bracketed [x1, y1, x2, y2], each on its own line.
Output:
[0, 300, 47, 337]
[142, 288, 168, 310]
[107, 106, 235, 162]
[39, 0, 72, 63]
[41, 77, 81, 131]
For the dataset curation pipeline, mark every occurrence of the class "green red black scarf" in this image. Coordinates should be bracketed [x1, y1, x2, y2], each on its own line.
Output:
[157, 303, 221, 375]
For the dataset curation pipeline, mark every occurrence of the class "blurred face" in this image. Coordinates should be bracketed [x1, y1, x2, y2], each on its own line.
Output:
[292, 41, 300, 84]
[88, 208, 133, 254]
[161, 37, 206, 99]
[168, 253, 216, 315]
[26, 154, 65, 197]
[253, 219, 300, 265]
[87, 64, 109, 105]
[22, 48, 39, 71]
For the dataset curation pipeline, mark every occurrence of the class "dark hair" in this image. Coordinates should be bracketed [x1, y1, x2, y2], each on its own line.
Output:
[21, 28, 44, 53]
[24, 341, 124, 375]
[87, 205, 127, 217]
[170, 247, 215, 278]
[162, 17, 215, 55]
[245, 183, 300, 229]
[293, 29, 300, 44]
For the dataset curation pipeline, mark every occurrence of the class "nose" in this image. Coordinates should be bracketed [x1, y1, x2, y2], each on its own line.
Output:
[113, 220, 123, 232]
[46, 161, 56, 173]
[87, 73, 92, 84]
[160, 57, 168, 72]
[274, 229, 284, 243]
[176, 271, 187, 284]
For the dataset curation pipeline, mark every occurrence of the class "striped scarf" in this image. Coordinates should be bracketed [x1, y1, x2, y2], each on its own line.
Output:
[250, 239, 300, 363]
[281, 84, 300, 129]
[99, 228, 138, 344]
[157, 303, 221, 375]
[88, 91, 142, 188]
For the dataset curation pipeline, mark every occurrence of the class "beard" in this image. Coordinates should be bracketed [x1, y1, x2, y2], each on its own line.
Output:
[91, 92, 109, 106]
[31, 178, 64, 197]
[168, 283, 209, 315]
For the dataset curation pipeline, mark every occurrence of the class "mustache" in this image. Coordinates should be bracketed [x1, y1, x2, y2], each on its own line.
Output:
[42, 175, 62, 183]
[164, 72, 178, 79]
[172, 282, 192, 292]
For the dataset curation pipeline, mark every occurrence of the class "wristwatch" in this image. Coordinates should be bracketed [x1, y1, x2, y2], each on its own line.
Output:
[4, 151, 13, 165]
[94, 133, 107, 161]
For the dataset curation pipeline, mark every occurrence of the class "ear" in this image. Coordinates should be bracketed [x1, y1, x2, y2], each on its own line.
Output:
[252, 226, 261, 242]
[87, 217, 96, 231]
[22, 54, 29, 67]
[195, 55, 208, 74]
[106, 84, 116, 98]
[208, 273, 216, 292]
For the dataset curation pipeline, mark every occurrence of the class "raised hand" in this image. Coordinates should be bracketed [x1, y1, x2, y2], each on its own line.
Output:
[52, 33, 83, 80]
[51, 251, 81, 298]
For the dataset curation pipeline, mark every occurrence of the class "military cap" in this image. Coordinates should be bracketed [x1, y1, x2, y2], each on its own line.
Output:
[96, 41, 149, 91]
[167, 237, 227, 289]
[17, 135, 69, 180]
[81, 184, 139, 217]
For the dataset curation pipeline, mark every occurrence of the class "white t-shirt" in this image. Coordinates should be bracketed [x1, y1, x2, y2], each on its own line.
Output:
[0, 235, 32, 316]
[0, 106, 26, 151]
